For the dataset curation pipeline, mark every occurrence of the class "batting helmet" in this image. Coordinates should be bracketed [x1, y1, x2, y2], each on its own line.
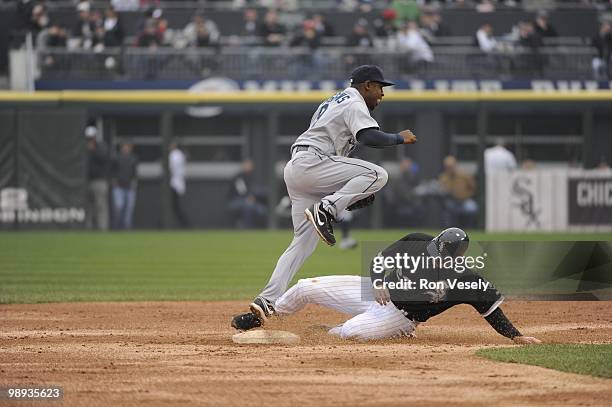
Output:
[431, 228, 469, 257]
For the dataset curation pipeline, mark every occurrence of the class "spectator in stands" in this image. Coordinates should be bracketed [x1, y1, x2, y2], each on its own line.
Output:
[93, 24, 106, 52]
[534, 11, 557, 38]
[183, 13, 220, 48]
[347, 19, 374, 47]
[592, 21, 612, 79]
[154, 10, 171, 46]
[137, 19, 162, 49]
[391, 0, 420, 24]
[516, 21, 544, 77]
[30, 3, 50, 38]
[86, 9, 105, 52]
[397, 21, 434, 73]
[312, 13, 335, 37]
[345, 19, 374, 67]
[38, 23, 68, 69]
[475, 22, 498, 53]
[112, 142, 138, 230]
[290, 19, 321, 49]
[86, 125, 110, 231]
[46, 24, 68, 48]
[72, 2, 95, 49]
[438, 155, 478, 228]
[259, 9, 286, 46]
[227, 159, 267, 229]
[135, 19, 163, 79]
[103, 7, 124, 47]
[484, 138, 517, 173]
[344, 18, 374, 70]
[241, 8, 259, 37]
[420, 11, 450, 41]
[169, 141, 190, 228]
[290, 19, 324, 77]
[517, 21, 542, 49]
[386, 158, 422, 226]
[137, 7, 169, 46]
[373, 8, 398, 40]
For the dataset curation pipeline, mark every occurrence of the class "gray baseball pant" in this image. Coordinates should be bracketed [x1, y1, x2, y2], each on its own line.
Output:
[259, 149, 388, 302]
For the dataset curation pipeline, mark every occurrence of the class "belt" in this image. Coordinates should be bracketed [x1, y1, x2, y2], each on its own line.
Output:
[292, 145, 311, 154]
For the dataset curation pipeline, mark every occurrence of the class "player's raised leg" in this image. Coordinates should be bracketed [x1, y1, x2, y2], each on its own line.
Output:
[318, 156, 388, 219]
[304, 156, 388, 246]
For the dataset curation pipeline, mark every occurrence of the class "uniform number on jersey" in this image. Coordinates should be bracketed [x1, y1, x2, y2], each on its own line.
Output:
[316, 103, 329, 121]
[314, 92, 351, 123]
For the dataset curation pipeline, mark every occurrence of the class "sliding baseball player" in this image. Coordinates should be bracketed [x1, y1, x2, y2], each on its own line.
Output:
[234, 228, 541, 344]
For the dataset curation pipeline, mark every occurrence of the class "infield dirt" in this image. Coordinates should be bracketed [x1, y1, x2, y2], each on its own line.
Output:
[1, 301, 611, 406]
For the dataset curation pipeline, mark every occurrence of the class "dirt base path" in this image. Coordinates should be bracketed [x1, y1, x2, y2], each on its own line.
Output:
[1, 301, 611, 406]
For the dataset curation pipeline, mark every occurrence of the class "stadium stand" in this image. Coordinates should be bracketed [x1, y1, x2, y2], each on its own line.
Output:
[1, 1, 609, 82]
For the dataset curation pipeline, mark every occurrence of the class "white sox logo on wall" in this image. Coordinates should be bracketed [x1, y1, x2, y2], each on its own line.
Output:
[512, 177, 541, 228]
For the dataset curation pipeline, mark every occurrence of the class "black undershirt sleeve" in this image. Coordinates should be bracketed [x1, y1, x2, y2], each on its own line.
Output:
[484, 307, 522, 339]
[356, 128, 404, 147]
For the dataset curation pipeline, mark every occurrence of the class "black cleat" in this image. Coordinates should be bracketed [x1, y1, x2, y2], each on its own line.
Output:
[305, 203, 336, 246]
[249, 296, 275, 323]
[346, 194, 375, 211]
[231, 312, 262, 331]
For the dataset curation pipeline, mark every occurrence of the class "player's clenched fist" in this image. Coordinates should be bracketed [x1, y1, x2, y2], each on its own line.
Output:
[399, 130, 417, 144]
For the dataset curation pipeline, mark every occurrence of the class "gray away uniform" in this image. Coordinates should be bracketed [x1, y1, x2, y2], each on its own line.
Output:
[259, 87, 390, 302]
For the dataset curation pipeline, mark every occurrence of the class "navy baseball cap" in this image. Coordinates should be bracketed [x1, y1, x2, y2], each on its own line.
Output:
[349, 65, 395, 87]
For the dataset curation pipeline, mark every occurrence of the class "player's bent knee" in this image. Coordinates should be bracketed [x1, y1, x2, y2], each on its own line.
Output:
[379, 168, 389, 185]
[372, 167, 388, 190]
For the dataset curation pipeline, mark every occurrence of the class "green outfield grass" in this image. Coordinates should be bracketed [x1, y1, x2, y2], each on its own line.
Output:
[0, 230, 610, 304]
[476, 344, 612, 378]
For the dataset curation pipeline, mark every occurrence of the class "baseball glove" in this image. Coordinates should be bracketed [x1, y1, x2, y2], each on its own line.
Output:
[231, 312, 262, 331]
[347, 194, 375, 211]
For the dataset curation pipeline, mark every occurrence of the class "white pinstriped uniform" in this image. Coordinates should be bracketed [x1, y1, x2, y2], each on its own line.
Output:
[258, 88, 389, 303]
[275, 275, 417, 341]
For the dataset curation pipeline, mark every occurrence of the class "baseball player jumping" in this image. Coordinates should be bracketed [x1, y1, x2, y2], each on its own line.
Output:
[236, 65, 417, 327]
[233, 228, 542, 344]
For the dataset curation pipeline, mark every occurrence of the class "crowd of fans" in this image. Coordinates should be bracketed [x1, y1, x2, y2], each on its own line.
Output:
[13, 0, 612, 78]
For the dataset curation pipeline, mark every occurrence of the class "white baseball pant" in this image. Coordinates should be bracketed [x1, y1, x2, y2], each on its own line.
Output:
[258, 150, 388, 302]
[275, 275, 417, 341]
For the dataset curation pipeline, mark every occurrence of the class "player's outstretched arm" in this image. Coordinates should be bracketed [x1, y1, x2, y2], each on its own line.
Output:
[484, 307, 542, 344]
[356, 128, 417, 148]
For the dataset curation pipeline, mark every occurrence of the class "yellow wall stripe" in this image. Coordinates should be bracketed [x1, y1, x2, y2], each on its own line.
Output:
[0, 90, 611, 104]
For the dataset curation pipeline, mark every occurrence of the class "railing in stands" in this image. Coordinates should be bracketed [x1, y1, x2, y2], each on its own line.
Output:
[36, 46, 597, 81]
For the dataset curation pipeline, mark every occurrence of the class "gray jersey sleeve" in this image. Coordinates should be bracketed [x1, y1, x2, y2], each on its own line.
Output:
[344, 100, 379, 137]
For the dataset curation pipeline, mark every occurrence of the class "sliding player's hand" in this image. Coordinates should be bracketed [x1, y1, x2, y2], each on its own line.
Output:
[512, 336, 542, 344]
[373, 286, 391, 306]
